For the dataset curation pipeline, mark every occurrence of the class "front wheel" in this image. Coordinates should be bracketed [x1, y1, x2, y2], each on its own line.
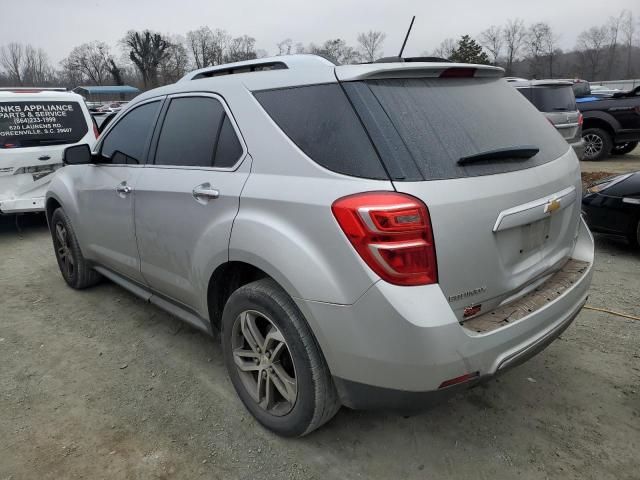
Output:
[582, 128, 613, 161]
[50, 208, 101, 289]
[611, 141, 638, 156]
[221, 278, 340, 436]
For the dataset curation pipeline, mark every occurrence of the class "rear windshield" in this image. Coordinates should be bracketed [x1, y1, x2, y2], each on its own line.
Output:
[344, 78, 569, 181]
[517, 86, 577, 112]
[255, 78, 569, 182]
[0, 101, 88, 148]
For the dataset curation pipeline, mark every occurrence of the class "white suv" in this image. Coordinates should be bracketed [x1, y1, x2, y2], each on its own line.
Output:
[0, 88, 96, 213]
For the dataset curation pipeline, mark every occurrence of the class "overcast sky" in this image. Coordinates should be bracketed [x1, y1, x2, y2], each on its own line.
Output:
[1, 0, 637, 63]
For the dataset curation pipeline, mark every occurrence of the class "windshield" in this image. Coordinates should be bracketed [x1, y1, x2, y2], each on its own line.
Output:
[0, 101, 88, 148]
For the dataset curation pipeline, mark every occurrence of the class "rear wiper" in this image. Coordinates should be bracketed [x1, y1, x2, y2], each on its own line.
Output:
[458, 146, 540, 166]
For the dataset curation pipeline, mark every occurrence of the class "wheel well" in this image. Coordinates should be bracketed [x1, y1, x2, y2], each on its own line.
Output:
[207, 261, 269, 331]
[582, 118, 614, 137]
[45, 198, 61, 223]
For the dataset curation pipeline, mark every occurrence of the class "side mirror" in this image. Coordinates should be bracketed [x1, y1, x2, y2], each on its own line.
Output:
[63, 144, 92, 165]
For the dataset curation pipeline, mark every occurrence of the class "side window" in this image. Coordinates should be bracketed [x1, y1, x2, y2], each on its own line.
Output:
[155, 97, 221, 167]
[214, 115, 243, 168]
[100, 101, 161, 165]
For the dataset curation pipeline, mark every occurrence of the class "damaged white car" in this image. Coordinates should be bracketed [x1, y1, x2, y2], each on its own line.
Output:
[0, 88, 96, 213]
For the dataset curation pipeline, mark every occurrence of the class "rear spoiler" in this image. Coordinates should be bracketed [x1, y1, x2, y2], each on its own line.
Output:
[335, 63, 504, 82]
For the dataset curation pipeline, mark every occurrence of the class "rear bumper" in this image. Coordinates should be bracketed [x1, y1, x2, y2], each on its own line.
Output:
[333, 298, 584, 412]
[0, 195, 45, 213]
[297, 218, 594, 410]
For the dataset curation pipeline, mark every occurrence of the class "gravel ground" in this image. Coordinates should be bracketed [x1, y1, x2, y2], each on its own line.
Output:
[580, 145, 640, 174]
[1, 198, 639, 479]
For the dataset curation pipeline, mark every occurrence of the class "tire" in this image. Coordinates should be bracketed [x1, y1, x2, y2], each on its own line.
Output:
[611, 141, 638, 156]
[221, 278, 340, 437]
[582, 128, 613, 161]
[50, 208, 101, 289]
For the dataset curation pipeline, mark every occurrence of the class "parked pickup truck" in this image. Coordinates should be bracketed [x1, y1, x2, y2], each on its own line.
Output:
[577, 86, 640, 161]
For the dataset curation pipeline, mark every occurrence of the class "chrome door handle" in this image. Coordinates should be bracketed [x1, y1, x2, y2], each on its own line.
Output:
[115, 183, 132, 194]
[192, 183, 219, 200]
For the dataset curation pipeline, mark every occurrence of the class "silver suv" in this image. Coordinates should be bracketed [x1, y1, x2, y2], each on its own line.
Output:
[46, 55, 594, 436]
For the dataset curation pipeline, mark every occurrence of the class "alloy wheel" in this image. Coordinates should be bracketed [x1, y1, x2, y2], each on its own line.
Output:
[54, 222, 75, 279]
[231, 310, 298, 416]
[584, 133, 604, 159]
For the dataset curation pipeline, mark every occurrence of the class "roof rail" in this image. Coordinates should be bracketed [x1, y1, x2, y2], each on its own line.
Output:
[179, 54, 335, 82]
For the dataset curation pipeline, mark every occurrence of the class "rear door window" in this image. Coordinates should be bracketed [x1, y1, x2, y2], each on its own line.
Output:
[343, 78, 569, 181]
[0, 100, 88, 148]
[154, 96, 243, 168]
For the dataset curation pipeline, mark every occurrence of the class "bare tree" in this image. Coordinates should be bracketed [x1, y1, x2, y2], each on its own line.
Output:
[276, 38, 293, 56]
[526, 22, 553, 78]
[576, 26, 609, 80]
[123, 30, 171, 88]
[620, 10, 636, 77]
[503, 19, 527, 75]
[225, 35, 257, 63]
[605, 12, 624, 79]
[357, 30, 386, 62]
[478, 26, 503, 65]
[306, 39, 360, 64]
[432, 38, 456, 59]
[22, 45, 52, 85]
[542, 26, 560, 77]
[0, 43, 24, 84]
[160, 35, 190, 83]
[187, 27, 215, 69]
[62, 41, 112, 85]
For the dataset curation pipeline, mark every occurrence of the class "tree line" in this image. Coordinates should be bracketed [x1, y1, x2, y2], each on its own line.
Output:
[0, 10, 637, 91]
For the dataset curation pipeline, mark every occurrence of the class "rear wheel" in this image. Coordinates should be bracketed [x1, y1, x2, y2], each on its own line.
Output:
[221, 278, 340, 436]
[582, 128, 613, 161]
[611, 141, 638, 156]
[51, 208, 101, 289]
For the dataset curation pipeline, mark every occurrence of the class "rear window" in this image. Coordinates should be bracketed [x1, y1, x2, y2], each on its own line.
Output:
[343, 78, 569, 181]
[0, 101, 88, 148]
[254, 84, 387, 180]
[517, 86, 577, 112]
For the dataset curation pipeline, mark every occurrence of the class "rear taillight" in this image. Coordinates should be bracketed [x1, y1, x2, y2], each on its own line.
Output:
[578, 113, 583, 126]
[93, 123, 99, 139]
[332, 192, 438, 286]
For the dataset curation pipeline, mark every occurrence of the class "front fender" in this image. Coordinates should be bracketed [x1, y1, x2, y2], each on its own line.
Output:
[45, 168, 83, 238]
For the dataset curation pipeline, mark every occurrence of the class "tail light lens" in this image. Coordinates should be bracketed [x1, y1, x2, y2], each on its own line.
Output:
[578, 113, 583, 126]
[332, 192, 438, 286]
[93, 123, 99, 139]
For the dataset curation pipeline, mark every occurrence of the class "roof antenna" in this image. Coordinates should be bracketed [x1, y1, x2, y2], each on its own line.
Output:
[398, 16, 416, 58]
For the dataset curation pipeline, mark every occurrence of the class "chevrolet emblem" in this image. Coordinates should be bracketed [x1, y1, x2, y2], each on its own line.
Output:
[545, 198, 561, 214]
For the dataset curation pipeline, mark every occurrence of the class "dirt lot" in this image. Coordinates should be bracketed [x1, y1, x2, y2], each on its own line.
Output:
[1, 160, 639, 479]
